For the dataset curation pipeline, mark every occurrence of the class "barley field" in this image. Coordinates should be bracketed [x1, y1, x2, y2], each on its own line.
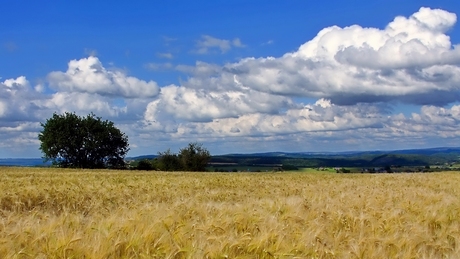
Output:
[0, 167, 459, 258]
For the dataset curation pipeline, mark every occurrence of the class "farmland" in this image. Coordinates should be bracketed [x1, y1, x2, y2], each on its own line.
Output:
[1, 167, 460, 258]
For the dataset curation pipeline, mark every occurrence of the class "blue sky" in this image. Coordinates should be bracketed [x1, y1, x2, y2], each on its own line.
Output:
[2, 0, 460, 158]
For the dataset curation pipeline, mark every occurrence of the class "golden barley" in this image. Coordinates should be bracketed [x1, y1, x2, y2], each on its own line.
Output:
[0, 167, 459, 258]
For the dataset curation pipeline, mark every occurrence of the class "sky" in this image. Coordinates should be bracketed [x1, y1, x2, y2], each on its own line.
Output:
[2, 0, 460, 158]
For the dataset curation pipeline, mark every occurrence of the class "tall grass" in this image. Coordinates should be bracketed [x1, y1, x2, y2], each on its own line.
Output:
[0, 167, 459, 258]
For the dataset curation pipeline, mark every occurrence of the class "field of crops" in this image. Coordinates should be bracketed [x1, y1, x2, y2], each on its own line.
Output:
[1, 167, 459, 258]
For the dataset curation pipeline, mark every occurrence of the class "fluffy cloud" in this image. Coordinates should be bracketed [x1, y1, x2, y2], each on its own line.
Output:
[155, 99, 384, 137]
[136, 99, 460, 153]
[0, 77, 48, 156]
[395, 105, 460, 135]
[144, 85, 293, 123]
[0, 77, 43, 121]
[48, 57, 160, 98]
[132, 94, 460, 154]
[42, 92, 127, 118]
[180, 7, 460, 106]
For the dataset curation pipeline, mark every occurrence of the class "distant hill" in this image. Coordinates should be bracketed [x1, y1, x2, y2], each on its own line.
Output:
[224, 147, 460, 158]
[127, 155, 158, 160]
[208, 147, 460, 168]
[3, 147, 459, 168]
[0, 158, 51, 167]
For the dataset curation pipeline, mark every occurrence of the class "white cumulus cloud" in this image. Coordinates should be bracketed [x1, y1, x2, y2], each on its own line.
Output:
[144, 84, 293, 123]
[211, 7, 460, 106]
[0, 76, 42, 121]
[47, 56, 160, 98]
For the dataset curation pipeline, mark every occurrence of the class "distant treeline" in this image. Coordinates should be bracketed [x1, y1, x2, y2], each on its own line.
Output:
[209, 152, 460, 169]
[130, 148, 460, 172]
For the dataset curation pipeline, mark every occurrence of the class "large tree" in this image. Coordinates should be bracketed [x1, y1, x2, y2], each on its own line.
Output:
[38, 112, 129, 168]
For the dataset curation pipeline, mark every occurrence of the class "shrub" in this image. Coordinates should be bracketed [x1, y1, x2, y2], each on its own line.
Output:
[137, 159, 155, 171]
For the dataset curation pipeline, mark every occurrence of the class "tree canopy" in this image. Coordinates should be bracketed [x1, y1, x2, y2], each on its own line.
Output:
[156, 149, 182, 171]
[38, 112, 129, 168]
[156, 143, 211, 171]
[178, 142, 211, 171]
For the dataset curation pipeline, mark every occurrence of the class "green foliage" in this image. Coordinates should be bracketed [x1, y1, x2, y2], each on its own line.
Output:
[136, 159, 155, 171]
[156, 143, 211, 171]
[178, 142, 211, 171]
[281, 164, 299, 171]
[38, 112, 129, 169]
[337, 168, 351, 173]
[156, 149, 182, 171]
[384, 165, 393, 173]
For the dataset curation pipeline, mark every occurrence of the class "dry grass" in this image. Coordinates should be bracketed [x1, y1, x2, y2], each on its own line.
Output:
[0, 167, 459, 258]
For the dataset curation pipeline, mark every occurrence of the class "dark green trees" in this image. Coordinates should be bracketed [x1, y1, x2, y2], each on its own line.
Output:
[156, 149, 182, 171]
[178, 142, 210, 171]
[38, 112, 129, 168]
[156, 143, 211, 171]
[136, 159, 155, 171]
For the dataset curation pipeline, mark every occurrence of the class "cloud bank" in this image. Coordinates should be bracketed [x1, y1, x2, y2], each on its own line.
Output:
[183, 7, 460, 106]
